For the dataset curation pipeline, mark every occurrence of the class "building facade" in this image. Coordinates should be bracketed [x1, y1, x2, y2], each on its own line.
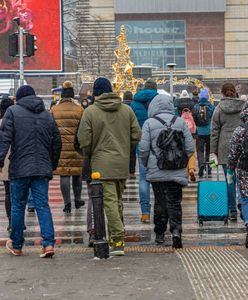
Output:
[75, 0, 248, 92]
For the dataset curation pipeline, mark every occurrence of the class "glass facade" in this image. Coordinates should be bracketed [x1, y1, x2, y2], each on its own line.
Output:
[116, 21, 186, 69]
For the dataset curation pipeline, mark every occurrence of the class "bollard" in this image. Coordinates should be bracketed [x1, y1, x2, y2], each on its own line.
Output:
[89, 175, 109, 259]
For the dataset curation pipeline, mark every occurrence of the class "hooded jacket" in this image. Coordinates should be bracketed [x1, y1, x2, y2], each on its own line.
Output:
[193, 98, 215, 136]
[51, 98, 84, 176]
[77, 92, 141, 180]
[131, 89, 158, 128]
[139, 94, 194, 186]
[210, 97, 245, 164]
[0, 95, 62, 180]
[228, 101, 248, 197]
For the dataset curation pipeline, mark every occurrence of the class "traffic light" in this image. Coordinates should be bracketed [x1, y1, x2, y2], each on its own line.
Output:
[26, 33, 37, 57]
[9, 33, 19, 57]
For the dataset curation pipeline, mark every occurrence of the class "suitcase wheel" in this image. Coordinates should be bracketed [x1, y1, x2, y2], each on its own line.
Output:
[224, 218, 228, 225]
[198, 219, 203, 226]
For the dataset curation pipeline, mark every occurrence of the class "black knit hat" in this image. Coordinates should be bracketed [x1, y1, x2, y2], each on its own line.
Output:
[16, 85, 36, 101]
[93, 77, 112, 97]
[61, 81, 74, 98]
[123, 91, 133, 101]
[0, 95, 14, 118]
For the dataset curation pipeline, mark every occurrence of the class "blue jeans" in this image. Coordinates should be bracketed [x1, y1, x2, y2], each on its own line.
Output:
[223, 166, 237, 212]
[10, 176, 55, 250]
[238, 189, 248, 225]
[138, 158, 151, 214]
[27, 190, 35, 209]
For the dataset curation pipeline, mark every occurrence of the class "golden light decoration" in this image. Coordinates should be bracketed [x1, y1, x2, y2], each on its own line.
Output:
[112, 25, 138, 95]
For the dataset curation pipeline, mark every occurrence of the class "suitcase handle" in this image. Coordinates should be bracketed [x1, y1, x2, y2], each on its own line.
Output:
[204, 162, 222, 181]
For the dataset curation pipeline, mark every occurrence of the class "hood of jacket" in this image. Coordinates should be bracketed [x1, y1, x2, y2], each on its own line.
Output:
[219, 97, 244, 114]
[94, 92, 122, 112]
[199, 98, 211, 106]
[16, 95, 45, 113]
[133, 89, 158, 103]
[148, 94, 174, 118]
[240, 101, 248, 123]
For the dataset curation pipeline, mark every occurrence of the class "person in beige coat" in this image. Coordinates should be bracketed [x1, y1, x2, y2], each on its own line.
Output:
[51, 81, 84, 213]
[0, 95, 14, 230]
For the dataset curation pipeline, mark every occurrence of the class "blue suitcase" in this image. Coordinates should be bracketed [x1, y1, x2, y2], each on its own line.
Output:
[197, 165, 229, 226]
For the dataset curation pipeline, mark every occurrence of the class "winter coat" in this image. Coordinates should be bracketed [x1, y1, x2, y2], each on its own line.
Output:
[0, 95, 62, 180]
[51, 98, 84, 176]
[210, 97, 245, 164]
[193, 98, 215, 136]
[131, 89, 158, 128]
[139, 94, 194, 186]
[228, 102, 248, 197]
[0, 119, 9, 181]
[77, 92, 141, 180]
[177, 97, 196, 116]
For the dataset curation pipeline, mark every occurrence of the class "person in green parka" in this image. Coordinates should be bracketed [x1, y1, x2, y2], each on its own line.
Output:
[77, 77, 141, 256]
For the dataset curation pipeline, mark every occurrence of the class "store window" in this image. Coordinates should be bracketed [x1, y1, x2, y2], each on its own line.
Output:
[116, 20, 186, 69]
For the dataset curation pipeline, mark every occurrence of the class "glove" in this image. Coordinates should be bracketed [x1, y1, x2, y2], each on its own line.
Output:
[209, 153, 218, 167]
[226, 169, 234, 184]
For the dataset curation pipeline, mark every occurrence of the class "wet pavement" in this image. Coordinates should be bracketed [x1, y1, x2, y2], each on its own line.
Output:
[0, 169, 246, 248]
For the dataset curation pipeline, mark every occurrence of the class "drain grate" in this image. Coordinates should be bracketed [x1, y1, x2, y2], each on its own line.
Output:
[177, 248, 248, 300]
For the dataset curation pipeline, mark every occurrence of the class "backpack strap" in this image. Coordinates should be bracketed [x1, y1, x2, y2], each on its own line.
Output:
[153, 115, 177, 127]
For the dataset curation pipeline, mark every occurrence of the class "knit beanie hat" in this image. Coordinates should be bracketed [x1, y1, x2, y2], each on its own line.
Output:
[16, 85, 36, 101]
[123, 91, 133, 101]
[199, 88, 209, 100]
[0, 95, 14, 118]
[144, 79, 157, 90]
[180, 90, 190, 98]
[93, 77, 113, 97]
[61, 81, 74, 98]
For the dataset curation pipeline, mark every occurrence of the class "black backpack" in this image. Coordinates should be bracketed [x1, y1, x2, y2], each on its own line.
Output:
[193, 104, 211, 126]
[151, 116, 189, 170]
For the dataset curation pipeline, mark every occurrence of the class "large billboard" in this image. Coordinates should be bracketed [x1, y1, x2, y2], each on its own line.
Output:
[0, 0, 63, 72]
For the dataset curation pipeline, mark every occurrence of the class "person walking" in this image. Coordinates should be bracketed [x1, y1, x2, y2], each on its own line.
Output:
[210, 83, 245, 221]
[0, 95, 14, 231]
[227, 101, 248, 247]
[77, 77, 141, 256]
[0, 85, 62, 257]
[131, 79, 158, 223]
[177, 90, 197, 182]
[193, 88, 215, 177]
[123, 91, 136, 179]
[139, 94, 194, 248]
[51, 81, 84, 213]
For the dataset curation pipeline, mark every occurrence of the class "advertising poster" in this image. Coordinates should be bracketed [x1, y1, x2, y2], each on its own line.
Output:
[0, 0, 63, 72]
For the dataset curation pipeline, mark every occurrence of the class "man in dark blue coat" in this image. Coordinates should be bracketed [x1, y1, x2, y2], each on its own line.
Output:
[0, 85, 62, 258]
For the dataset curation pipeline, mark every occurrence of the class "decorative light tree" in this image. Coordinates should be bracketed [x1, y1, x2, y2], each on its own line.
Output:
[113, 25, 137, 95]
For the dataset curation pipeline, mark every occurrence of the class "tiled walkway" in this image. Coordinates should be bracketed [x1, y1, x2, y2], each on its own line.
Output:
[0, 172, 246, 248]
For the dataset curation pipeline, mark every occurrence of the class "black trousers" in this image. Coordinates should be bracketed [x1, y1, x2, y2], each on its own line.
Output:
[152, 182, 182, 234]
[129, 148, 136, 174]
[196, 135, 210, 169]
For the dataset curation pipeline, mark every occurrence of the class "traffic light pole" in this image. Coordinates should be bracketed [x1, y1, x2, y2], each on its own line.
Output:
[19, 26, 25, 87]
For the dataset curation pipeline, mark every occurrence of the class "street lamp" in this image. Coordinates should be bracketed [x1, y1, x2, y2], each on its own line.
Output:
[166, 63, 176, 99]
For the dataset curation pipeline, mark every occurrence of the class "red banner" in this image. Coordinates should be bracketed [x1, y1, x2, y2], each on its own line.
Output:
[0, 0, 63, 71]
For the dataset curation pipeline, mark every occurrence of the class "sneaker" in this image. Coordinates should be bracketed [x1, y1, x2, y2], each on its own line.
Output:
[40, 246, 55, 258]
[109, 241, 125, 256]
[140, 214, 150, 224]
[198, 166, 204, 177]
[75, 200, 85, 209]
[27, 207, 35, 213]
[172, 229, 183, 249]
[230, 211, 238, 222]
[189, 170, 196, 182]
[155, 233, 165, 245]
[6, 240, 22, 256]
[63, 203, 71, 213]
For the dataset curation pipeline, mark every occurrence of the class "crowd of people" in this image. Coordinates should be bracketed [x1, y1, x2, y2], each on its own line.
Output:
[0, 77, 248, 258]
